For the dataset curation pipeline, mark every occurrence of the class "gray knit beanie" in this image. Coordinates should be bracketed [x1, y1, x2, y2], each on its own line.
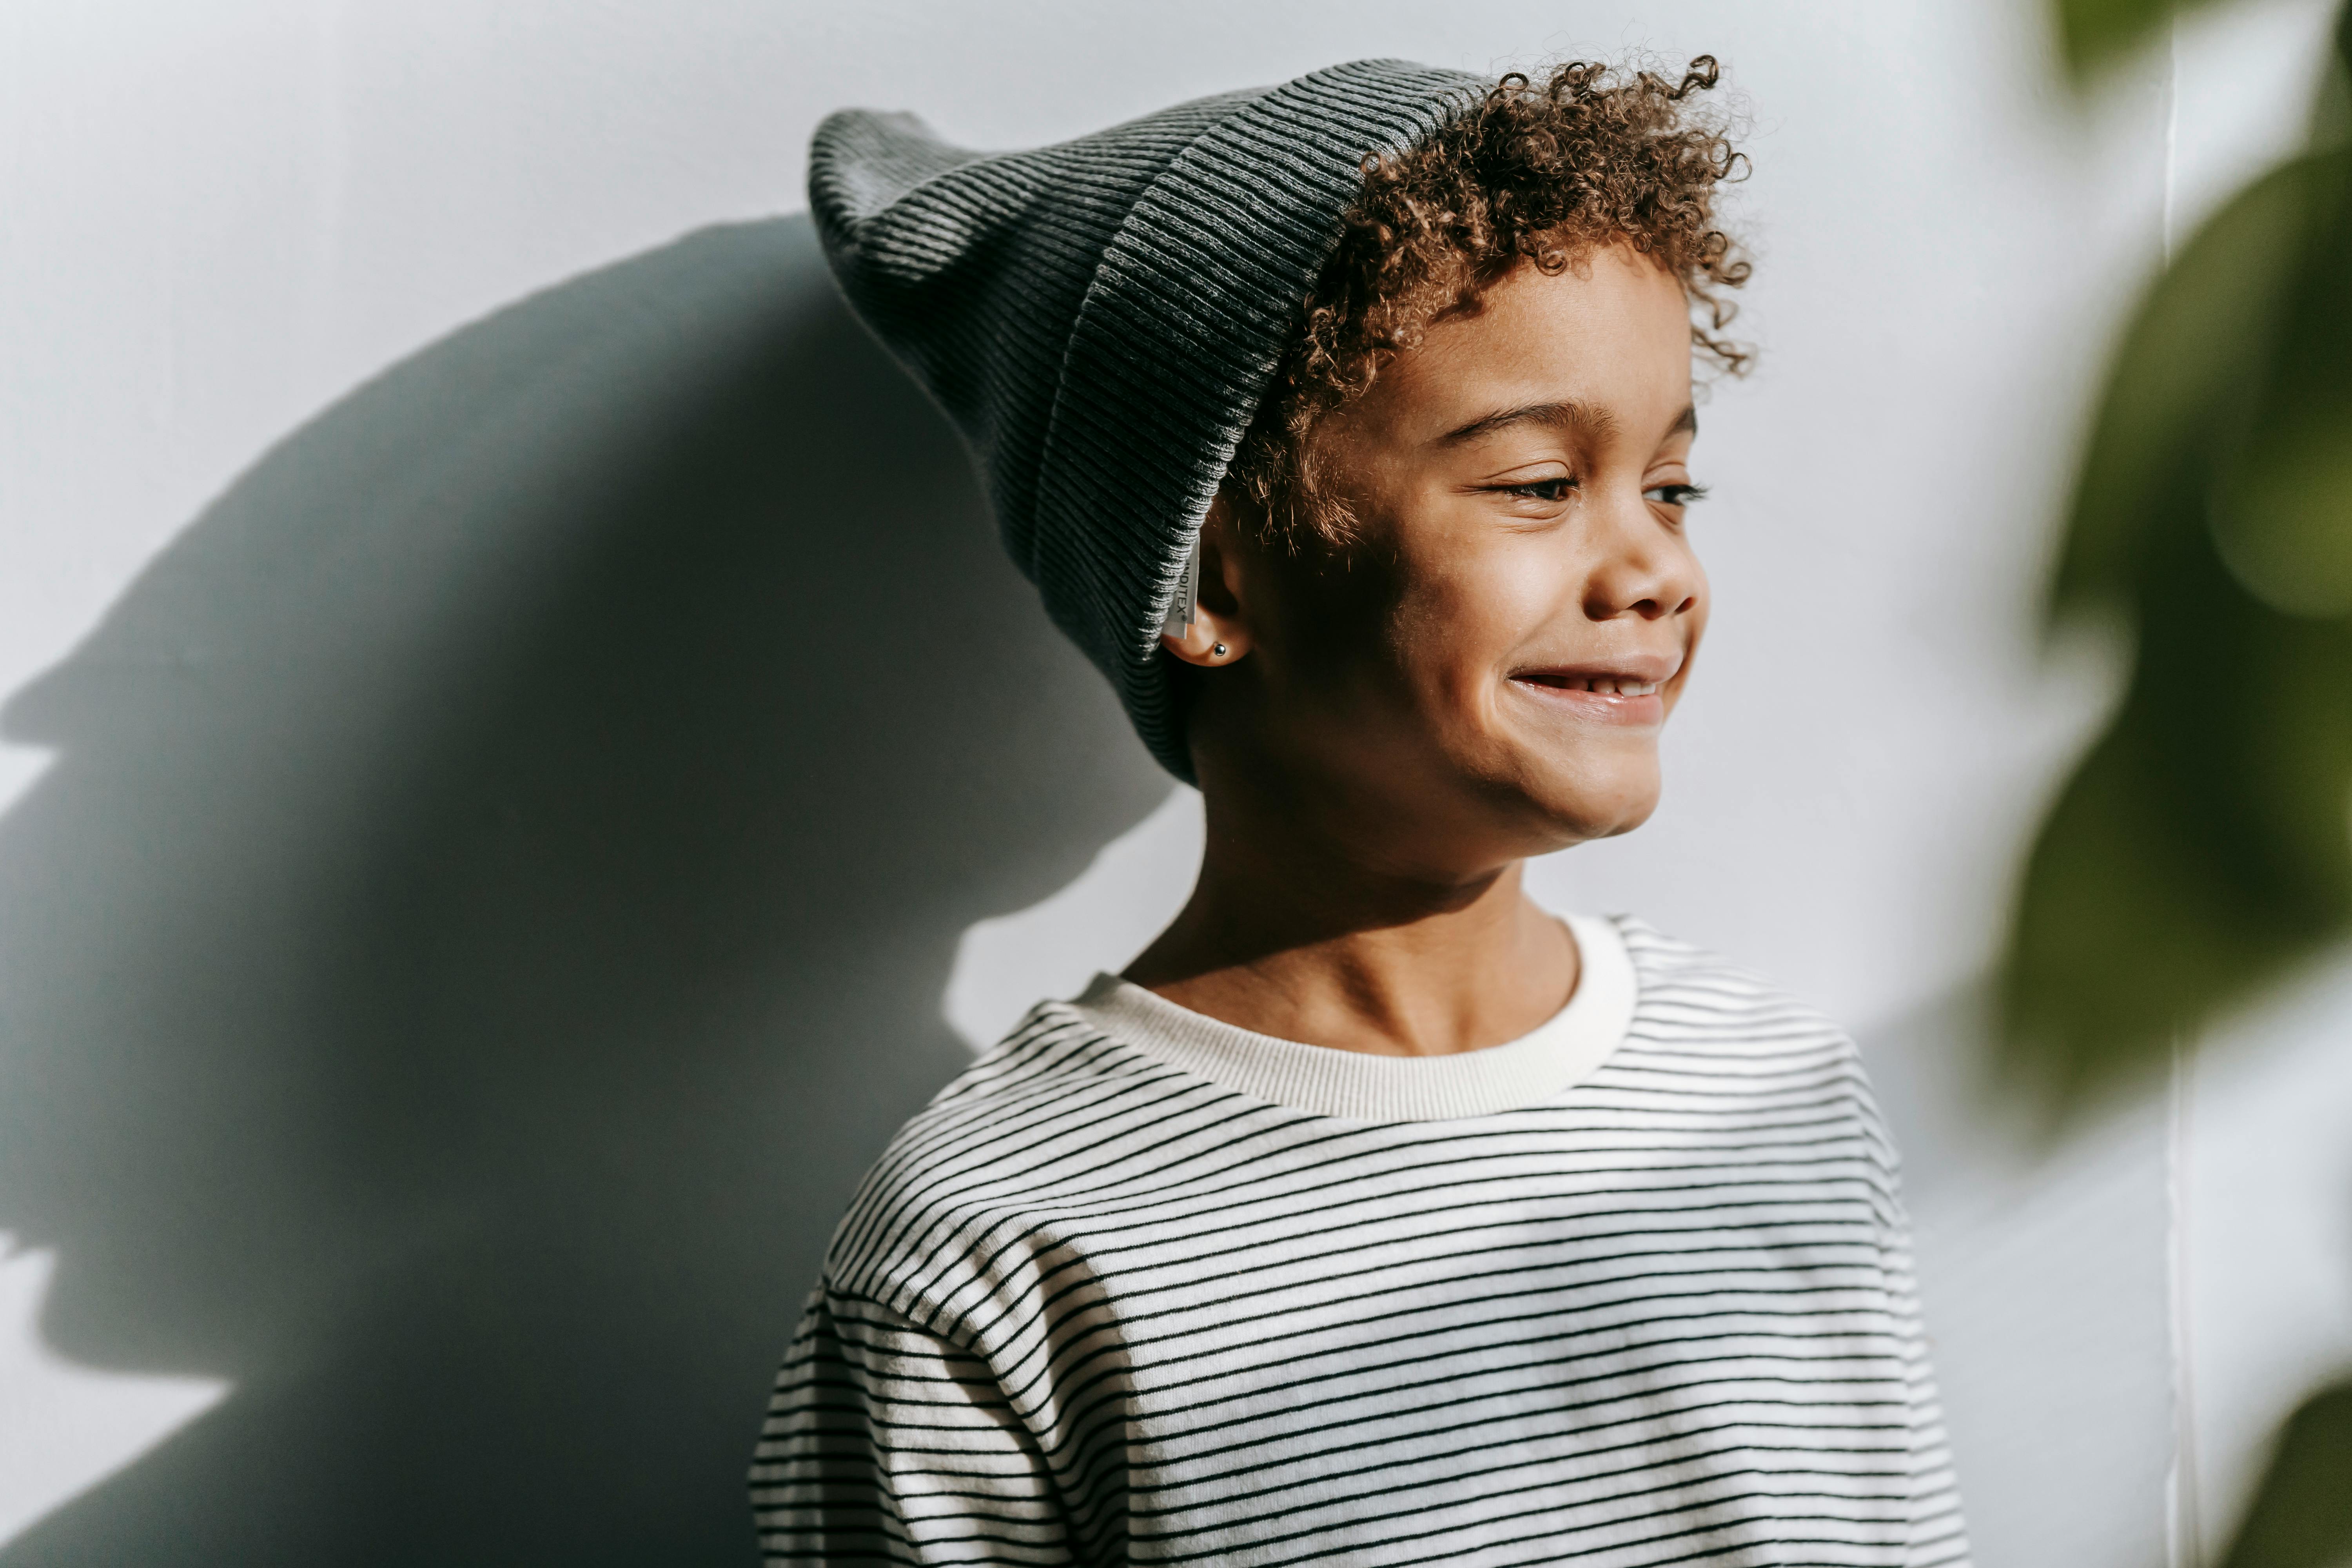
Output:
[808, 60, 1485, 780]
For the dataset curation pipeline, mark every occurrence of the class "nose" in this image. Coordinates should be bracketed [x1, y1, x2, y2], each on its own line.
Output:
[1580, 494, 1703, 624]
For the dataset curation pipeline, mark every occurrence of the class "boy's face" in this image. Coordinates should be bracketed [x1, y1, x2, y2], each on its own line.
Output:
[1191, 244, 1707, 873]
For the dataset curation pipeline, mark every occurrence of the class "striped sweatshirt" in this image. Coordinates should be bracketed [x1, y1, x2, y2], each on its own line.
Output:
[751, 915, 1970, 1566]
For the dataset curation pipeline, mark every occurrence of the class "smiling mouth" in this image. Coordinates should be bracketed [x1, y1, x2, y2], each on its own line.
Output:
[1515, 673, 1664, 698]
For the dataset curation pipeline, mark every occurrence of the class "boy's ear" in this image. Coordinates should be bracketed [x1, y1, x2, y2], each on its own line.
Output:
[1161, 492, 1255, 668]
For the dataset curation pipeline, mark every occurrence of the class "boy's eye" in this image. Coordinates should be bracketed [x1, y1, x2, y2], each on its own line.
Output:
[1496, 477, 1576, 503]
[1644, 482, 1709, 508]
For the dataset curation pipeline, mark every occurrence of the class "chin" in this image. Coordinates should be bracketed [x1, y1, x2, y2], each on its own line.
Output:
[1515, 762, 1662, 847]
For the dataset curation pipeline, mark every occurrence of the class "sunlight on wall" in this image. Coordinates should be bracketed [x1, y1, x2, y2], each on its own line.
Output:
[2184, 959, 2352, 1559]
[0, 751, 50, 829]
[1, 0, 2341, 1559]
[942, 786, 1201, 1052]
[0, 1238, 227, 1548]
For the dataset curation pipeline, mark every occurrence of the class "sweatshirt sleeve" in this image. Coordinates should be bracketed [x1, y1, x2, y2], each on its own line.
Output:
[1845, 1053, 1971, 1566]
[750, 1287, 1076, 1566]
[1878, 1201, 1973, 1566]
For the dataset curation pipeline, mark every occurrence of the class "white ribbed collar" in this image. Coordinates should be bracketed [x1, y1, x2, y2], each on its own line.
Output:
[1063, 913, 1636, 1122]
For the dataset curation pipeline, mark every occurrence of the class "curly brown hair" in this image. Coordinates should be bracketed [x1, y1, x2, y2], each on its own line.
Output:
[1226, 56, 1752, 550]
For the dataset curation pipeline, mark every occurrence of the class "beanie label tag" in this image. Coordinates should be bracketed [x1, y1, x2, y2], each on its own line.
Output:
[1161, 539, 1201, 635]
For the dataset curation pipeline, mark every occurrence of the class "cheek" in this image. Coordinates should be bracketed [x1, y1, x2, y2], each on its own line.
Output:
[1666, 554, 1712, 706]
[1387, 543, 1565, 714]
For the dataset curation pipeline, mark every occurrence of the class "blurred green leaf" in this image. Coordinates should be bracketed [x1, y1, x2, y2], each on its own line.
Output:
[2211, 151, 2352, 615]
[2054, 0, 2193, 77]
[2054, 0, 2348, 83]
[2026, 4, 2352, 1564]
[2050, 158, 2316, 616]
[2216, 402, 2352, 615]
[2216, 1377, 2352, 1568]
[2002, 149, 2352, 1111]
[2000, 539, 2352, 1109]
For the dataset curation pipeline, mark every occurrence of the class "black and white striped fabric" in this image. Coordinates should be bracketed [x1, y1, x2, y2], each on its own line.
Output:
[751, 918, 1969, 1566]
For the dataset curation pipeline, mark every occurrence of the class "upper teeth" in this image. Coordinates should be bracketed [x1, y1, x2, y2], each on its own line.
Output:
[1560, 677, 1659, 696]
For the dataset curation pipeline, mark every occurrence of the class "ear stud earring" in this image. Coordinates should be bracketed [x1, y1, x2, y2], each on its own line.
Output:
[1211, 642, 1229, 659]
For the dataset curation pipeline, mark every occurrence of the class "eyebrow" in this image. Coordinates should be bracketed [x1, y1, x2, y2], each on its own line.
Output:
[1436, 399, 1612, 446]
[1436, 399, 1698, 446]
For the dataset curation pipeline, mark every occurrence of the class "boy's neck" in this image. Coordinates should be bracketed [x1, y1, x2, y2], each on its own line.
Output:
[1122, 804, 1581, 1058]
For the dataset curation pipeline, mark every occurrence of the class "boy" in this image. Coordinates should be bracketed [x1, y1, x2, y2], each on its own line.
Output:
[754, 57, 1969, 1566]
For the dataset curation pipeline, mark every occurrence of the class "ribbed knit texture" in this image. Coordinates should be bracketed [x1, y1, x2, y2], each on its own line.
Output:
[808, 61, 1486, 779]
[1067, 913, 1637, 1121]
[750, 917, 1972, 1566]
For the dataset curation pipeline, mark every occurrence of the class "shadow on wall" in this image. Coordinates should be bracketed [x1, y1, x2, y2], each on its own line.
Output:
[0, 215, 1170, 1566]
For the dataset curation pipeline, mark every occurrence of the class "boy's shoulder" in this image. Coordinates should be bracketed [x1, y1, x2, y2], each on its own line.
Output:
[1608, 911, 1895, 1158]
[813, 1004, 1180, 1310]
[1610, 911, 1874, 1073]
[818, 917, 1887, 1317]
[1612, 913, 1846, 1029]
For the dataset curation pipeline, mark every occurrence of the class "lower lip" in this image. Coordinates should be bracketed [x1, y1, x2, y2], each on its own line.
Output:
[1510, 679, 1666, 725]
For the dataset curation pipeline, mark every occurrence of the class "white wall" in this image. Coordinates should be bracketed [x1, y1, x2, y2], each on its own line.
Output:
[0, 2, 2340, 1563]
